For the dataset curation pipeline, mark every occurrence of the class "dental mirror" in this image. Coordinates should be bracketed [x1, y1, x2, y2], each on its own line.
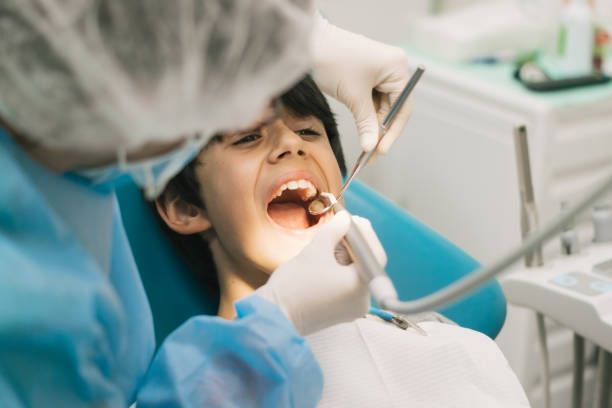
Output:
[308, 66, 425, 216]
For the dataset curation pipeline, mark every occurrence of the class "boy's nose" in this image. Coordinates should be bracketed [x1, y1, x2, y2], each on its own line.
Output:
[268, 122, 307, 163]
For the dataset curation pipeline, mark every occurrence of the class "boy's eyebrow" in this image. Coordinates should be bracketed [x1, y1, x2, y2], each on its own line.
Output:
[205, 133, 225, 148]
[205, 111, 277, 148]
[236, 121, 266, 136]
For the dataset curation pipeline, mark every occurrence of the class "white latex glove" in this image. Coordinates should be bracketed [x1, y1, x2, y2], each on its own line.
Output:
[311, 13, 412, 155]
[256, 211, 387, 336]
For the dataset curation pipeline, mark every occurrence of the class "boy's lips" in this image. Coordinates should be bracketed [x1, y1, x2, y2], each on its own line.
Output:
[264, 170, 328, 232]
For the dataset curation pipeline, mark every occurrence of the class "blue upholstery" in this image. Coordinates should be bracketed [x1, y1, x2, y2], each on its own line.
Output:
[343, 181, 506, 339]
[116, 180, 506, 344]
[116, 182, 219, 344]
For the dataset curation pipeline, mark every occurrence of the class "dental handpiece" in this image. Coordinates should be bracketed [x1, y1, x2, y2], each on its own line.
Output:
[322, 192, 399, 304]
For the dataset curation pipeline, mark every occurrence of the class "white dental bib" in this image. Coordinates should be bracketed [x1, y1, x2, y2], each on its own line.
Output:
[306, 315, 530, 407]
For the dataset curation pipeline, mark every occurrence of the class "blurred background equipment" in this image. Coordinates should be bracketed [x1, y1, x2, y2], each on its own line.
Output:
[319, 1, 612, 406]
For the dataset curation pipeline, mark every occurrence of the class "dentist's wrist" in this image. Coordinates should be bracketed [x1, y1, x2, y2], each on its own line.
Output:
[254, 286, 298, 331]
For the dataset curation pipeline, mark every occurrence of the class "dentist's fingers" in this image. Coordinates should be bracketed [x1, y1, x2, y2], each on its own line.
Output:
[352, 98, 380, 153]
[312, 13, 414, 157]
[306, 210, 350, 257]
[351, 216, 387, 267]
[375, 92, 392, 129]
[258, 209, 370, 335]
[377, 97, 412, 154]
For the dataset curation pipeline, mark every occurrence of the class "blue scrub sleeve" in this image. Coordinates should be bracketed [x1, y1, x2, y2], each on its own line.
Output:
[0, 144, 130, 406]
[0, 237, 128, 407]
[137, 294, 323, 408]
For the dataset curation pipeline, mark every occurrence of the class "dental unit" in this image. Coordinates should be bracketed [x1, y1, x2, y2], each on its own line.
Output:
[502, 126, 612, 408]
[309, 67, 612, 386]
[336, 118, 612, 321]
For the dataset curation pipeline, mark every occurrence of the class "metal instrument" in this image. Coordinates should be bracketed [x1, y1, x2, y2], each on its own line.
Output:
[308, 66, 425, 216]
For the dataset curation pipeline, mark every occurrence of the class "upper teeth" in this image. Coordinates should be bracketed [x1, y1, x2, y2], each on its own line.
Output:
[273, 179, 317, 201]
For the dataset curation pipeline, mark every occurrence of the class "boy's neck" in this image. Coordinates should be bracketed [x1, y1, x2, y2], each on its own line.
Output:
[210, 239, 270, 319]
[217, 278, 260, 319]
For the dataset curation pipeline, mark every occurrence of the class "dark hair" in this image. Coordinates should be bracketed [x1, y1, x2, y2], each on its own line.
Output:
[148, 74, 346, 298]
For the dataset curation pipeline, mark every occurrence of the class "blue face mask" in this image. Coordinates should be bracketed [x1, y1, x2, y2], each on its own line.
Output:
[75, 136, 206, 199]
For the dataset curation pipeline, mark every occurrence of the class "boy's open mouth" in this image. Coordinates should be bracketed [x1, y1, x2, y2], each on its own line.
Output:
[267, 179, 323, 230]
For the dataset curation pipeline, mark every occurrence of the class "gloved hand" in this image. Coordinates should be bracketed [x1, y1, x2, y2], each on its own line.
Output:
[311, 13, 412, 155]
[256, 211, 387, 336]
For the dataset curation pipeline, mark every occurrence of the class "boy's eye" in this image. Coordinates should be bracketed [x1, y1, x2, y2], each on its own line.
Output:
[233, 133, 261, 146]
[296, 128, 321, 137]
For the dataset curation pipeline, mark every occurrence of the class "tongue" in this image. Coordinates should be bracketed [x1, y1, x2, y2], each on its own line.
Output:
[268, 202, 310, 229]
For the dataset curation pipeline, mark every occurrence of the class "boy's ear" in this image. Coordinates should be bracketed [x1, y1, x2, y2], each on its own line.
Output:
[155, 198, 211, 235]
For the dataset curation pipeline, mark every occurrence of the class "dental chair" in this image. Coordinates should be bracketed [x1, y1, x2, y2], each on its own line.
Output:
[116, 180, 506, 344]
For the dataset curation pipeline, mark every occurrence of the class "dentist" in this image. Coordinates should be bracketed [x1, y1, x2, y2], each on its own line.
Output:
[0, 1, 412, 406]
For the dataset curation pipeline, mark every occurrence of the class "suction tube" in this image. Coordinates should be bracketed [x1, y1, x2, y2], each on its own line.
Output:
[365, 169, 612, 313]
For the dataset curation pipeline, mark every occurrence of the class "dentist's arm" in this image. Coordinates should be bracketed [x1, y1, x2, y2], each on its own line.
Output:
[138, 211, 385, 407]
[312, 13, 412, 155]
[137, 295, 322, 408]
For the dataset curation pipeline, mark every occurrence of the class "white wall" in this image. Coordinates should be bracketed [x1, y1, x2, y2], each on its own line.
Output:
[317, 0, 486, 190]
[319, 0, 483, 44]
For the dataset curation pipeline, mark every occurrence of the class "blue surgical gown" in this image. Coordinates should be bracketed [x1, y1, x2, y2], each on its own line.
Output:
[0, 130, 322, 407]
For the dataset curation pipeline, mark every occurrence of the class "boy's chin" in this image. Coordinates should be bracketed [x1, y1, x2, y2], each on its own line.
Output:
[257, 224, 325, 271]
[264, 244, 310, 272]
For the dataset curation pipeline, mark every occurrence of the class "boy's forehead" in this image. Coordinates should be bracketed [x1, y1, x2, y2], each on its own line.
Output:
[225, 100, 280, 135]
[203, 100, 278, 147]
[235, 101, 280, 135]
[204, 97, 321, 149]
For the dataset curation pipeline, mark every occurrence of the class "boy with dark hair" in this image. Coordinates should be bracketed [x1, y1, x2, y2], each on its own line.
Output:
[151, 75, 530, 407]
[153, 75, 348, 304]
